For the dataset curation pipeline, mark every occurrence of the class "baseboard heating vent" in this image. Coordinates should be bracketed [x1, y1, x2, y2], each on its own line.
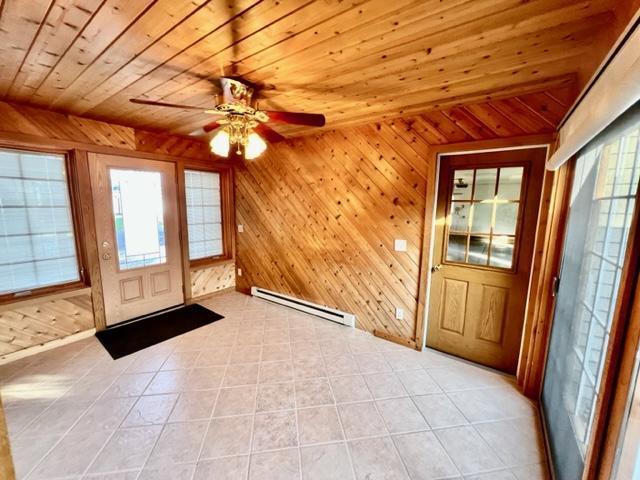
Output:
[251, 287, 355, 327]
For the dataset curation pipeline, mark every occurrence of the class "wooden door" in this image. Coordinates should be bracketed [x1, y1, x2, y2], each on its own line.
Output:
[427, 148, 546, 373]
[88, 153, 184, 326]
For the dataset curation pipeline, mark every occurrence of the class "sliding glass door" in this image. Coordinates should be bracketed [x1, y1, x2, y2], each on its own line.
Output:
[542, 106, 640, 480]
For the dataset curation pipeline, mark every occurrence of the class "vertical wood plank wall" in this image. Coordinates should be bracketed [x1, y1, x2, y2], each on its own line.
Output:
[235, 88, 573, 343]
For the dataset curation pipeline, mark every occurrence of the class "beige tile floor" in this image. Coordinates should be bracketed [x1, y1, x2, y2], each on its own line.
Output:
[0, 291, 549, 480]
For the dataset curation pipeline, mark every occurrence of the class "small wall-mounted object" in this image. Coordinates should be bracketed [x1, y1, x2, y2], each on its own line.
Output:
[237, 268, 242, 277]
[394, 239, 407, 252]
[395, 307, 404, 320]
[237, 224, 244, 233]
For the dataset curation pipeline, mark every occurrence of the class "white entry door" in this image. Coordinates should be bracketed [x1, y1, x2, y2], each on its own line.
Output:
[88, 153, 184, 326]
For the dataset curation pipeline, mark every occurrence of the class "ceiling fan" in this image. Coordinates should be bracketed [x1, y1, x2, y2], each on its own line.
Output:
[130, 77, 326, 160]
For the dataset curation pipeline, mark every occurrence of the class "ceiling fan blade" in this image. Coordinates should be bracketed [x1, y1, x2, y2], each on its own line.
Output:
[203, 121, 223, 133]
[254, 123, 285, 143]
[130, 98, 213, 111]
[265, 110, 325, 127]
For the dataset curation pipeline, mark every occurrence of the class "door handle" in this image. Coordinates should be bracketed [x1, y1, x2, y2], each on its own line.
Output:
[102, 252, 111, 261]
[431, 264, 442, 273]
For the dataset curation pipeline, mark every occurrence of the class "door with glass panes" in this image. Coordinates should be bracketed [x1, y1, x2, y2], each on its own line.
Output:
[427, 148, 546, 373]
[88, 153, 183, 326]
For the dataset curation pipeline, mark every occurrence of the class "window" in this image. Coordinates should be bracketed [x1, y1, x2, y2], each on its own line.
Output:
[184, 170, 223, 261]
[110, 169, 166, 270]
[445, 166, 524, 269]
[0, 148, 80, 295]
[542, 110, 640, 480]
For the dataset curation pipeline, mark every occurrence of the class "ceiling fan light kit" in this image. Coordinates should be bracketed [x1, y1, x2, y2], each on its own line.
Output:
[130, 77, 325, 161]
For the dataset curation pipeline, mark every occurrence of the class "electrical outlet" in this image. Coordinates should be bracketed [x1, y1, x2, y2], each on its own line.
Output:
[237, 268, 242, 276]
[395, 307, 404, 320]
[237, 224, 244, 233]
[394, 239, 407, 252]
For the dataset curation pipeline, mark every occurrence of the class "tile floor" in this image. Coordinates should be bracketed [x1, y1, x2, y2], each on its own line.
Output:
[0, 292, 549, 479]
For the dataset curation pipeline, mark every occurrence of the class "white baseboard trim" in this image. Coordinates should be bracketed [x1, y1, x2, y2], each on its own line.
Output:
[0, 328, 96, 365]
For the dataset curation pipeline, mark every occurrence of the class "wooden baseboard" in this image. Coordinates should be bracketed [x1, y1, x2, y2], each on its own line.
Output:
[373, 329, 417, 349]
[0, 328, 96, 365]
[188, 286, 236, 304]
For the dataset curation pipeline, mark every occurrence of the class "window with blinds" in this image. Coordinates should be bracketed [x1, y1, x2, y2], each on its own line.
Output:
[0, 148, 80, 295]
[185, 170, 223, 260]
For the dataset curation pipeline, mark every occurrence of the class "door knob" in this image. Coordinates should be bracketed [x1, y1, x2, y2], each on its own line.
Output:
[102, 252, 111, 261]
[431, 264, 442, 272]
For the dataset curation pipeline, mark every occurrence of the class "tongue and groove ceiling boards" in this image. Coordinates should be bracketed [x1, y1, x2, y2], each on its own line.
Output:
[0, 0, 633, 138]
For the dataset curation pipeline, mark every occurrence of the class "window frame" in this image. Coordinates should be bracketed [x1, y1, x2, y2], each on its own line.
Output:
[441, 159, 531, 274]
[181, 163, 234, 268]
[0, 145, 87, 304]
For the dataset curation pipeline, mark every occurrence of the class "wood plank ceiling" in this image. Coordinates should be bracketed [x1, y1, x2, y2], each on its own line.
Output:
[0, 0, 632, 138]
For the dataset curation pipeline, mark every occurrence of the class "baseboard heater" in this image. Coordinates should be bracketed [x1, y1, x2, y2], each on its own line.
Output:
[251, 287, 355, 327]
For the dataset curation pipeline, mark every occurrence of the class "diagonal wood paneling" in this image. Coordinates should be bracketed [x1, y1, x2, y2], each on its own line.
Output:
[0, 100, 211, 160]
[0, 293, 94, 357]
[235, 88, 569, 340]
[190, 261, 236, 299]
[0, 0, 635, 137]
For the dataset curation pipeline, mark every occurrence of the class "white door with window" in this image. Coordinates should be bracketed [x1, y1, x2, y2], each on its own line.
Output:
[88, 153, 183, 326]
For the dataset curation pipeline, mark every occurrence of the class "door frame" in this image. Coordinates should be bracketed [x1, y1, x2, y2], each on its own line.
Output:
[414, 134, 556, 381]
[88, 153, 185, 326]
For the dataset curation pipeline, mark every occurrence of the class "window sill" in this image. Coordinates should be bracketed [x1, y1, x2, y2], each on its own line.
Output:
[189, 256, 234, 270]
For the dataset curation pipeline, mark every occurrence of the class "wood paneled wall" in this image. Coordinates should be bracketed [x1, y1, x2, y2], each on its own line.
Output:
[235, 88, 570, 342]
[190, 261, 237, 299]
[0, 291, 94, 359]
[0, 101, 211, 161]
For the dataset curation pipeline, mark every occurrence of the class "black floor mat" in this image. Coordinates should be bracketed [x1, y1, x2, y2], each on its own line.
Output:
[96, 304, 224, 359]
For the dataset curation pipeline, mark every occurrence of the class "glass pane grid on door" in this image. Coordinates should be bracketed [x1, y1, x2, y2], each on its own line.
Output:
[446, 166, 523, 269]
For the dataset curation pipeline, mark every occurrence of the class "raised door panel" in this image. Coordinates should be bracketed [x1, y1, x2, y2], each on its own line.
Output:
[477, 285, 509, 344]
[439, 278, 468, 335]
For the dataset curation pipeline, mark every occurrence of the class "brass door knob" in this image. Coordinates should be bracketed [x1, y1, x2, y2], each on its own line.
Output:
[431, 264, 442, 272]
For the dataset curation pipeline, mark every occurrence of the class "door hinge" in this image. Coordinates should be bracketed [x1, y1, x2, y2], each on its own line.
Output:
[551, 276, 560, 297]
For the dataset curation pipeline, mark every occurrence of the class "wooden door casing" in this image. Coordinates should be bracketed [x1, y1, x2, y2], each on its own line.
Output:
[88, 153, 184, 326]
[427, 148, 546, 373]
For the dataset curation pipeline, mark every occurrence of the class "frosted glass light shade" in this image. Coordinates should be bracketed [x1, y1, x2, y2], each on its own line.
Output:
[245, 132, 267, 160]
[210, 130, 230, 157]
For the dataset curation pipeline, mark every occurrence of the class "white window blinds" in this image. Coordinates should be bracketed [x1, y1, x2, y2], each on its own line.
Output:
[0, 148, 80, 294]
[185, 170, 223, 260]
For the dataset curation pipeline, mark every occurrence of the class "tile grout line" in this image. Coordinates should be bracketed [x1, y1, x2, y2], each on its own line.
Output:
[319, 341, 358, 480]
[191, 325, 236, 479]
[21, 353, 133, 480]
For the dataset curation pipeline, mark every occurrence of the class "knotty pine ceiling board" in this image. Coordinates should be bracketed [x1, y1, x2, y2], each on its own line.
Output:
[0, 0, 634, 137]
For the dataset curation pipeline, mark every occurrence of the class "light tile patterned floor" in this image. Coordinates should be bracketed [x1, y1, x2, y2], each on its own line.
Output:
[0, 292, 549, 479]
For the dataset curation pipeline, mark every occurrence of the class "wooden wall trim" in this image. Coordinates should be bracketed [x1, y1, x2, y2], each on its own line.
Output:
[73, 149, 107, 331]
[0, 398, 15, 480]
[517, 160, 573, 397]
